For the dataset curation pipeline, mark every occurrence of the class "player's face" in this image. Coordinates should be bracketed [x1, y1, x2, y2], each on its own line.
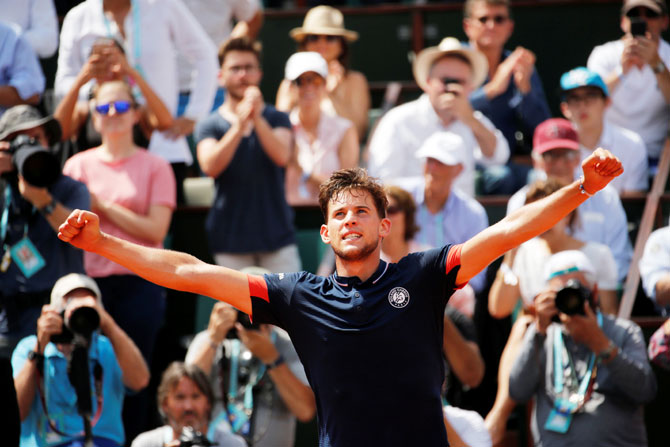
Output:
[321, 189, 390, 262]
[162, 377, 211, 435]
[219, 50, 262, 101]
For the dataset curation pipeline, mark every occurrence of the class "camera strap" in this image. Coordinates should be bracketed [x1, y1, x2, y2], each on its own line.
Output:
[35, 357, 104, 438]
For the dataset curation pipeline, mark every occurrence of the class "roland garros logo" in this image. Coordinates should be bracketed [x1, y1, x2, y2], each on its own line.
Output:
[388, 287, 410, 308]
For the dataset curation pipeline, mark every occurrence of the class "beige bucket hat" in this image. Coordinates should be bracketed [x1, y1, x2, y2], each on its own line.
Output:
[412, 37, 488, 91]
[290, 6, 359, 43]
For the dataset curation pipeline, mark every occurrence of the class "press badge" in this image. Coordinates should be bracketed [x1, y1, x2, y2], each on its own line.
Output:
[544, 399, 575, 434]
[10, 237, 45, 278]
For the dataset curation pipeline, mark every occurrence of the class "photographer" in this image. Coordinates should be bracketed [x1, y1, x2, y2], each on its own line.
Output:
[132, 362, 246, 447]
[12, 273, 149, 447]
[185, 298, 315, 446]
[0, 106, 90, 358]
[509, 251, 656, 446]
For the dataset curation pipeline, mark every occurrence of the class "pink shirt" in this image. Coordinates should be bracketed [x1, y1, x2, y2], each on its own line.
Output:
[63, 148, 176, 277]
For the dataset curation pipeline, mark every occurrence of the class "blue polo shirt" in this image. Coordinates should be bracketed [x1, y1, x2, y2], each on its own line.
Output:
[250, 244, 463, 447]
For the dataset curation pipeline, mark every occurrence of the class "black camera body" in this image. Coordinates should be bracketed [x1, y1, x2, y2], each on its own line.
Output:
[555, 279, 593, 317]
[7, 135, 60, 187]
[178, 426, 214, 447]
[51, 306, 101, 344]
[630, 17, 647, 37]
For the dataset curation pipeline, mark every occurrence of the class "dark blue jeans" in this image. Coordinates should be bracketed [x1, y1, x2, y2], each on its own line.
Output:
[94, 275, 165, 445]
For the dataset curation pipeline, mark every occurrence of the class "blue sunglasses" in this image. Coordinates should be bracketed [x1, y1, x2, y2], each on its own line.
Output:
[94, 100, 132, 115]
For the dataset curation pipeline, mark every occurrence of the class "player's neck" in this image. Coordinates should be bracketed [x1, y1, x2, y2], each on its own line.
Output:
[382, 237, 408, 264]
[334, 250, 382, 282]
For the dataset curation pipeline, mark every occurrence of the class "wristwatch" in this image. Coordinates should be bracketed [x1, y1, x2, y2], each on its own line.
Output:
[596, 341, 618, 363]
[653, 60, 666, 74]
[38, 198, 57, 216]
[28, 350, 44, 367]
[265, 354, 285, 370]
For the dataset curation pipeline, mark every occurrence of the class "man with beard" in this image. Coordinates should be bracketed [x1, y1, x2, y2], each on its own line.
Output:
[58, 148, 624, 446]
[194, 37, 299, 274]
[131, 362, 246, 447]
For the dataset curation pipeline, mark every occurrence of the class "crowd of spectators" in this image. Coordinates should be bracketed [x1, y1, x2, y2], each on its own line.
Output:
[1, 0, 670, 446]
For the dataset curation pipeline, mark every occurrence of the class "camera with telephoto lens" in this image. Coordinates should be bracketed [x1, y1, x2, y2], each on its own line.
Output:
[50, 306, 101, 344]
[7, 135, 60, 187]
[178, 426, 214, 447]
[554, 279, 593, 317]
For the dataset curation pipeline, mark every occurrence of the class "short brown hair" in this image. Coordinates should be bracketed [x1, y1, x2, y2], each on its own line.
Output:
[218, 37, 262, 67]
[157, 362, 214, 422]
[319, 168, 388, 221]
[91, 80, 138, 107]
[526, 177, 578, 230]
[385, 185, 420, 241]
[464, 0, 510, 18]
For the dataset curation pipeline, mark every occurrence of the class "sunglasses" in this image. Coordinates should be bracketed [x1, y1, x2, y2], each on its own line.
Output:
[387, 205, 402, 215]
[304, 34, 340, 43]
[441, 77, 467, 88]
[294, 74, 325, 87]
[476, 14, 509, 25]
[627, 7, 661, 19]
[94, 100, 132, 115]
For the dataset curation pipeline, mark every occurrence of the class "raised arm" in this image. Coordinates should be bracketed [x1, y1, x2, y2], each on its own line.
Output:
[457, 149, 623, 286]
[58, 210, 253, 314]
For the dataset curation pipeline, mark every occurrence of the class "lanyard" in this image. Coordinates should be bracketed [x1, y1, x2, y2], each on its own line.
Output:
[552, 312, 602, 407]
[101, 0, 145, 77]
[419, 203, 444, 248]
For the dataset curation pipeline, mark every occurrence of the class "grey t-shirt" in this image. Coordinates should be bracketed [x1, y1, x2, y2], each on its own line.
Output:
[131, 425, 246, 447]
[186, 327, 309, 447]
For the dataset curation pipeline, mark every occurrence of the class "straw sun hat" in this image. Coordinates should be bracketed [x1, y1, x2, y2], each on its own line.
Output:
[412, 37, 488, 91]
[290, 6, 359, 43]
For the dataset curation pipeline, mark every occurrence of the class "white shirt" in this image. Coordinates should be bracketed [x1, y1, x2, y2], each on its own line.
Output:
[574, 121, 648, 193]
[513, 238, 618, 306]
[55, 0, 218, 164]
[0, 0, 59, 58]
[178, 0, 261, 91]
[639, 225, 670, 303]
[508, 181, 632, 282]
[443, 405, 492, 447]
[367, 94, 510, 197]
[588, 38, 670, 160]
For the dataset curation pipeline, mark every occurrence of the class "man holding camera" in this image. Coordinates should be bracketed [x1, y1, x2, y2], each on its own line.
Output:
[509, 250, 656, 446]
[587, 0, 670, 172]
[0, 105, 90, 358]
[132, 362, 246, 447]
[12, 273, 149, 447]
[185, 299, 315, 447]
[368, 37, 509, 197]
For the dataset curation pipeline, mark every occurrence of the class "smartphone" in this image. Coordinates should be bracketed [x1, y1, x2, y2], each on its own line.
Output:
[630, 18, 647, 37]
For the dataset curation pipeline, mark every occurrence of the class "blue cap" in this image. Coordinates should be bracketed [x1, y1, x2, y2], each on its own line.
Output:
[560, 67, 609, 98]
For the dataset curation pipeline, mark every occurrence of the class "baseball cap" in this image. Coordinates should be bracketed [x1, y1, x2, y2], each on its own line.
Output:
[412, 37, 488, 91]
[415, 132, 466, 166]
[532, 118, 580, 155]
[544, 250, 596, 285]
[285, 52, 329, 81]
[0, 105, 62, 145]
[622, 0, 667, 15]
[560, 67, 609, 98]
[51, 273, 103, 310]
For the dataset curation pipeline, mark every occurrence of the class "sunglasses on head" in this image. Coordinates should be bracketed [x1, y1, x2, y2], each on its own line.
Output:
[304, 34, 340, 43]
[476, 14, 509, 25]
[94, 100, 132, 115]
[627, 7, 661, 18]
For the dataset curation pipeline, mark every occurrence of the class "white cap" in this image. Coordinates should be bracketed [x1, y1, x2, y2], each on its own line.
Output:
[543, 250, 596, 286]
[415, 132, 466, 166]
[50, 273, 103, 310]
[284, 52, 329, 81]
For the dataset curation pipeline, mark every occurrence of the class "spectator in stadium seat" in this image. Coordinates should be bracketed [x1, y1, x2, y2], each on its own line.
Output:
[0, 22, 44, 118]
[639, 220, 670, 314]
[509, 250, 656, 447]
[276, 6, 370, 138]
[587, 0, 670, 174]
[283, 51, 358, 206]
[367, 37, 509, 197]
[463, 0, 551, 157]
[1, 0, 59, 59]
[507, 118, 632, 283]
[559, 66, 648, 194]
[195, 37, 300, 273]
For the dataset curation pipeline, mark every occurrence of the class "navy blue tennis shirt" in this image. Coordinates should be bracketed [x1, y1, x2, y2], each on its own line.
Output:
[249, 244, 464, 447]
